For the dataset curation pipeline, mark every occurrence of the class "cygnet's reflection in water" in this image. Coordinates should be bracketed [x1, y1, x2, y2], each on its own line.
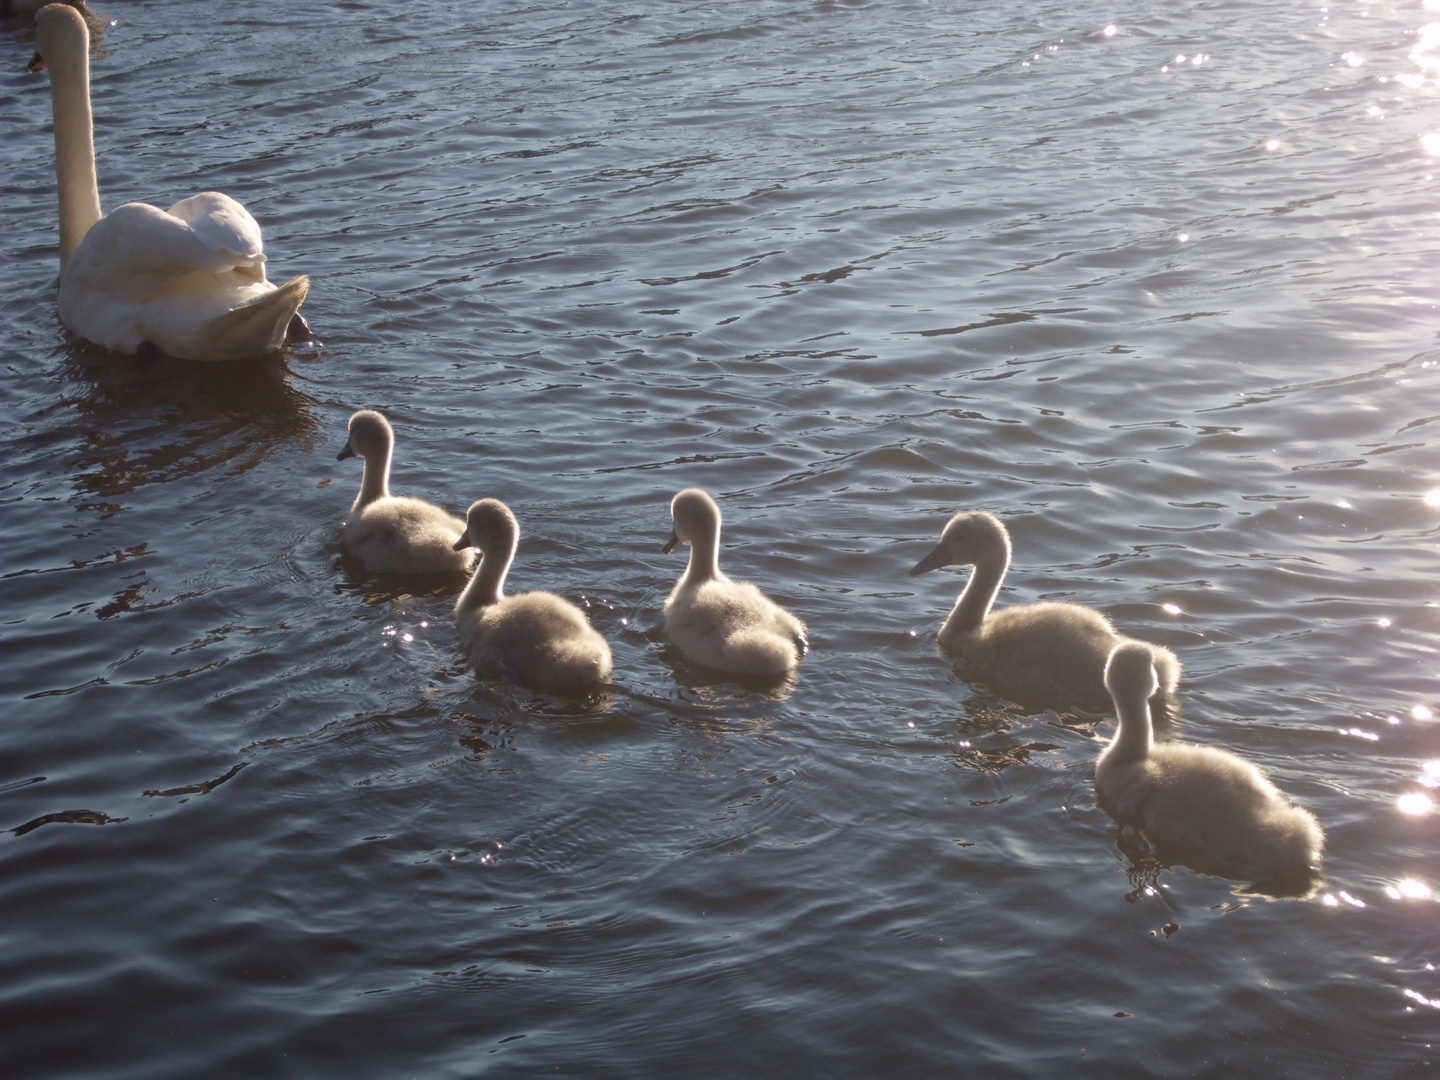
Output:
[1096, 643, 1324, 899]
[55, 340, 319, 509]
[659, 646, 801, 703]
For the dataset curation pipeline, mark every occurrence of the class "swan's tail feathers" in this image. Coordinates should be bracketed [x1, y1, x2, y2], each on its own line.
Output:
[208, 275, 310, 359]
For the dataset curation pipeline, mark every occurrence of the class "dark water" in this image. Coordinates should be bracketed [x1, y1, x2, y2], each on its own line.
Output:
[3, 0, 1440, 1075]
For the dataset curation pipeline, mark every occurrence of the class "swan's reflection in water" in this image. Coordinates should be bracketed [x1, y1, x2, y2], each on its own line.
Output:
[1116, 823, 1325, 901]
[55, 339, 319, 510]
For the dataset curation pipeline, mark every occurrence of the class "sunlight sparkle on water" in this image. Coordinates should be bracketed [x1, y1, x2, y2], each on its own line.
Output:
[1265, 138, 1281, 151]
[1177, 233, 1190, 243]
[1424, 761, 1440, 778]
[1377, 617, 1392, 628]
[1398, 792, 1433, 815]
[1342, 52, 1364, 67]
[1414, 705, 1434, 721]
[1162, 603, 1182, 615]
[1396, 879, 1433, 900]
[1425, 489, 1440, 507]
[1103, 25, 1117, 37]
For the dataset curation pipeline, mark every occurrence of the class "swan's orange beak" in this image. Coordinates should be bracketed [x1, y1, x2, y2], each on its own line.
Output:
[27, 51, 46, 74]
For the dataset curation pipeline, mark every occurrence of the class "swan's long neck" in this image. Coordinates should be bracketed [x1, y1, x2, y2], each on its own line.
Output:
[682, 522, 721, 586]
[1107, 686, 1154, 765]
[456, 537, 514, 612]
[950, 550, 1007, 634]
[47, 24, 103, 267]
[353, 444, 392, 510]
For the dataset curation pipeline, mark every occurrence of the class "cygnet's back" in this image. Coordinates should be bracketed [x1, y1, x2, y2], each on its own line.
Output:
[910, 511, 1179, 710]
[453, 499, 611, 695]
[337, 409, 472, 575]
[1096, 643, 1323, 887]
[662, 488, 807, 677]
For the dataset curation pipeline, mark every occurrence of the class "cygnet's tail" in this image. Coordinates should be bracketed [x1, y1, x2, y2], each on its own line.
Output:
[543, 635, 614, 694]
[208, 275, 310, 359]
[724, 629, 801, 678]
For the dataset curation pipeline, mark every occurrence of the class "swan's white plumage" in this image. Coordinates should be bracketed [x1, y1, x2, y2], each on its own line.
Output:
[338, 410, 473, 575]
[33, 4, 307, 361]
[454, 499, 612, 694]
[1095, 643, 1323, 885]
[662, 488, 807, 677]
[910, 511, 1179, 709]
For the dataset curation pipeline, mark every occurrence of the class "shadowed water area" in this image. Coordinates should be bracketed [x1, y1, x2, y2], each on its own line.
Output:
[2, 0, 1440, 1075]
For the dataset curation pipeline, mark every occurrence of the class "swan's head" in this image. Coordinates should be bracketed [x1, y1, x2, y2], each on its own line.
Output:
[909, 511, 1011, 575]
[663, 488, 721, 554]
[337, 410, 393, 462]
[30, 4, 88, 74]
[1105, 642, 1159, 703]
[454, 498, 518, 554]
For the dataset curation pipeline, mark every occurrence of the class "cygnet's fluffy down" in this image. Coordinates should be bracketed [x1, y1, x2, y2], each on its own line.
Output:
[453, 499, 611, 694]
[1095, 643, 1323, 886]
[662, 488, 807, 677]
[910, 511, 1179, 710]
[337, 410, 473, 575]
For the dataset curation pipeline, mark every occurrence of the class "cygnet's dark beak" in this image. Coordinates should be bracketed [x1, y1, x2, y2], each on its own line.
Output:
[909, 542, 951, 576]
[28, 51, 46, 74]
[662, 530, 680, 555]
[452, 531, 473, 552]
[336, 441, 355, 461]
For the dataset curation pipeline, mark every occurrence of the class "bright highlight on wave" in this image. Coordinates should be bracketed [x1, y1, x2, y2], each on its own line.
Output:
[1397, 792, 1433, 815]
[1413, 704, 1434, 721]
[1386, 879, 1433, 900]
[1425, 489, 1440, 507]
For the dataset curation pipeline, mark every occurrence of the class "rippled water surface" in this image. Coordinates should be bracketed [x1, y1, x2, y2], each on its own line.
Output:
[5, 0, 1440, 1075]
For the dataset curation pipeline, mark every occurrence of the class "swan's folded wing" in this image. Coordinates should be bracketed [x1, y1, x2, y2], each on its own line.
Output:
[166, 192, 266, 263]
[83, 201, 264, 280]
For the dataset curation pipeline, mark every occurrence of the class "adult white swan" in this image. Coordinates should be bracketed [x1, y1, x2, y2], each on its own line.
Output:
[29, 3, 310, 361]
[1095, 643, 1323, 890]
[910, 511, 1179, 711]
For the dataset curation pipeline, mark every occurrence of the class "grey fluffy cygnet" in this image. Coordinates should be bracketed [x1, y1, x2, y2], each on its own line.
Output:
[453, 499, 612, 694]
[1095, 642, 1323, 887]
[337, 410, 473, 575]
[910, 511, 1179, 710]
[662, 488, 807, 677]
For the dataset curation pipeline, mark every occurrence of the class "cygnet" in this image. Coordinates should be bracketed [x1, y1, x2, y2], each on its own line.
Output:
[453, 499, 612, 694]
[1095, 642, 1324, 887]
[910, 511, 1179, 710]
[662, 488, 807, 677]
[337, 410, 473, 574]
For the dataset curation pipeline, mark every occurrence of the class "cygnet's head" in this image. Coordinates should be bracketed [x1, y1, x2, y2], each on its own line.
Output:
[337, 410, 393, 462]
[454, 498, 518, 553]
[30, 4, 89, 73]
[663, 488, 720, 554]
[909, 511, 1011, 576]
[1105, 642, 1159, 703]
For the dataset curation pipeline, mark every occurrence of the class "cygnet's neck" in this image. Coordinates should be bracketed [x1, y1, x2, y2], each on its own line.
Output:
[681, 522, 721, 586]
[949, 546, 1008, 634]
[457, 536, 514, 611]
[353, 443, 393, 510]
[46, 20, 103, 267]
[1106, 681, 1155, 766]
